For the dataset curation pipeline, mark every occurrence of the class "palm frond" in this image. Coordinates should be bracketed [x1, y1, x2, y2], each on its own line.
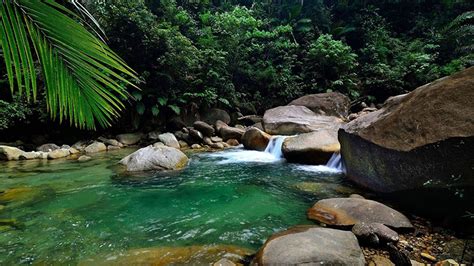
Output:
[0, 0, 138, 129]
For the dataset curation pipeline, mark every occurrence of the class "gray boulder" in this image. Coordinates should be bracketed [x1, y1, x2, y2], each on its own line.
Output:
[120, 146, 189, 172]
[158, 133, 180, 149]
[37, 143, 60, 152]
[219, 126, 245, 141]
[47, 149, 70, 159]
[84, 142, 107, 153]
[116, 133, 144, 145]
[0, 146, 25, 160]
[202, 108, 231, 125]
[193, 121, 215, 137]
[288, 92, 350, 118]
[241, 127, 271, 151]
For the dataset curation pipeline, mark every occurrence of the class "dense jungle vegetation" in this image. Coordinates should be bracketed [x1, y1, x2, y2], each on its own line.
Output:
[0, 0, 473, 132]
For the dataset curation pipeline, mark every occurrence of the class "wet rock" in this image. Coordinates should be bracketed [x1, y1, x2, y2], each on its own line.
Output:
[237, 115, 262, 126]
[339, 67, 474, 193]
[215, 120, 228, 132]
[241, 127, 271, 151]
[68, 147, 80, 154]
[255, 226, 365, 265]
[120, 146, 188, 172]
[98, 137, 123, 147]
[435, 259, 460, 266]
[116, 133, 144, 145]
[350, 194, 365, 199]
[202, 108, 231, 125]
[294, 182, 360, 196]
[158, 133, 180, 149]
[203, 137, 213, 146]
[37, 143, 60, 152]
[19, 151, 42, 160]
[226, 139, 239, 146]
[178, 140, 189, 149]
[153, 142, 165, 148]
[307, 197, 413, 230]
[72, 140, 88, 152]
[84, 142, 107, 153]
[282, 130, 340, 165]
[219, 126, 245, 141]
[387, 243, 411, 266]
[189, 128, 204, 141]
[191, 144, 202, 149]
[211, 136, 223, 143]
[107, 145, 121, 151]
[210, 142, 225, 149]
[262, 105, 344, 135]
[0, 145, 25, 160]
[78, 155, 91, 162]
[193, 121, 215, 137]
[420, 252, 437, 262]
[288, 92, 350, 119]
[352, 222, 399, 245]
[47, 148, 70, 159]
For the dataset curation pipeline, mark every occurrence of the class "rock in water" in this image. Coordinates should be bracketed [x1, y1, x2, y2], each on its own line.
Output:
[255, 226, 365, 265]
[307, 198, 413, 230]
[288, 92, 351, 119]
[158, 133, 180, 149]
[282, 129, 340, 165]
[120, 146, 188, 172]
[116, 133, 144, 145]
[219, 126, 245, 141]
[339, 67, 474, 193]
[36, 143, 60, 152]
[241, 127, 271, 151]
[0, 146, 25, 160]
[262, 105, 343, 135]
[193, 121, 215, 137]
[84, 142, 106, 153]
[47, 148, 70, 159]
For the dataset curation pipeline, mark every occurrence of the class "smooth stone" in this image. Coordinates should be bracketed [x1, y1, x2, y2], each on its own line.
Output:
[158, 133, 180, 149]
[178, 140, 189, 149]
[215, 120, 228, 132]
[84, 142, 107, 153]
[37, 143, 60, 152]
[210, 136, 223, 143]
[255, 226, 365, 265]
[241, 127, 271, 151]
[262, 105, 344, 135]
[120, 146, 188, 172]
[47, 148, 70, 159]
[72, 140, 88, 151]
[282, 130, 340, 165]
[0, 145, 25, 160]
[191, 144, 202, 149]
[78, 155, 92, 162]
[153, 142, 165, 148]
[116, 133, 144, 145]
[226, 139, 239, 146]
[68, 147, 80, 154]
[202, 108, 231, 125]
[435, 259, 460, 266]
[307, 198, 413, 230]
[19, 151, 42, 160]
[107, 145, 121, 151]
[212, 258, 236, 266]
[98, 137, 123, 147]
[189, 128, 204, 141]
[210, 142, 225, 149]
[193, 121, 215, 137]
[288, 92, 350, 118]
[147, 131, 161, 140]
[203, 137, 213, 146]
[219, 126, 245, 141]
[352, 222, 399, 245]
[388, 243, 411, 266]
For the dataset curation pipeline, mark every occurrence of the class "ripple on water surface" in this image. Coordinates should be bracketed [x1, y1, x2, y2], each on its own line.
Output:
[0, 148, 354, 264]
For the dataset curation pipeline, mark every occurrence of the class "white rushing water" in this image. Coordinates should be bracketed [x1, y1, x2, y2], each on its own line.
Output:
[263, 136, 287, 159]
[294, 153, 345, 174]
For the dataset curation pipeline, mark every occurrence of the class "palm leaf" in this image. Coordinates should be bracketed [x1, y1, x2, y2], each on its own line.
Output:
[0, 0, 138, 129]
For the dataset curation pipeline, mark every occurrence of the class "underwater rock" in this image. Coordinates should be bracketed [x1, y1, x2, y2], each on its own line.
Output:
[241, 127, 271, 151]
[282, 130, 340, 165]
[158, 133, 180, 149]
[307, 198, 413, 231]
[120, 145, 188, 172]
[262, 105, 343, 135]
[288, 92, 350, 119]
[78, 155, 91, 162]
[255, 225, 365, 265]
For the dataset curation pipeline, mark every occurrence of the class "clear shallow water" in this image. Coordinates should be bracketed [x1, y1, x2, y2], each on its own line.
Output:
[0, 148, 359, 264]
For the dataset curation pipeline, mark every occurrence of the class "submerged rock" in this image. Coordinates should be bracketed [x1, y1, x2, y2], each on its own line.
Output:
[120, 146, 188, 172]
[158, 133, 180, 149]
[288, 92, 350, 119]
[262, 105, 343, 135]
[255, 225, 365, 265]
[241, 127, 271, 151]
[116, 133, 144, 145]
[78, 155, 91, 162]
[282, 130, 340, 165]
[339, 67, 474, 193]
[307, 198, 413, 230]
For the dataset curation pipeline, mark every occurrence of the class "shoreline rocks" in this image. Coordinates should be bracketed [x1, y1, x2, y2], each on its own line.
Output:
[241, 127, 271, 151]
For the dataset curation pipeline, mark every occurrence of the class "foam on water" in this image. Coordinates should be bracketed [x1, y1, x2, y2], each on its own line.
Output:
[292, 153, 346, 174]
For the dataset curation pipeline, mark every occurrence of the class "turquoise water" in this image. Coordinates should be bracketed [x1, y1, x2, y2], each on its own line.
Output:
[0, 148, 360, 264]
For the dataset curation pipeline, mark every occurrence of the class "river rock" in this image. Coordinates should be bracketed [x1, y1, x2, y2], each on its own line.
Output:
[98, 137, 123, 147]
[210, 142, 225, 149]
[255, 226, 365, 265]
[78, 155, 91, 162]
[219, 126, 245, 141]
[215, 120, 228, 132]
[37, 143, 60, 152]
[368, 255, 395, 266]
[84, 142, 107, 153]
[189, 128, 204, 141]
[116, 133, 144, 145]
[282, 129, 340, 165]
[307, 198, 413, 230]
[178, 140, 189, 149]
[237, 115, 262, 126]
[193, 121, 215, 137]
[262, 105, 344, 135]
[202, 108, 231, 125]
[47, 148, 70, 159]
[226, 139, 239, 146]
[107, 145, 121, 151]
[153, 142, 165, 148]
[19, 151, 42, 160]
[352, 222, 399, 245]
[211, 136, 223, 143]
[120, 146, 188, 172]
[339, 67, 474, 193]
[241, 127, 271, 151]
[288, 92, 351, 118]
[158, 133, 180, 149]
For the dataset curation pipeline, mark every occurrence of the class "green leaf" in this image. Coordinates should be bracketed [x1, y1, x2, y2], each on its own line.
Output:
[151, 105, 160, 116]
[132, 91, 142, 101]
[168, 104, 180, 115]
[136, 102, 145, 115]
[157, 97, 168, 106]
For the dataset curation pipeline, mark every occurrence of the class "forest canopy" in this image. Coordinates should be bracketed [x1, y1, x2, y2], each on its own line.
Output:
[1, 0, 473, 131]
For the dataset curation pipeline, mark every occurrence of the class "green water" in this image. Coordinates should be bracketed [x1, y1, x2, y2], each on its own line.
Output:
[0, 148, 359, 264]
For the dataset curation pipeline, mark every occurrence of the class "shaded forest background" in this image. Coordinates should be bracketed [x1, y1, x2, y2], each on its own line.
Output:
[0, 0, 472, 139]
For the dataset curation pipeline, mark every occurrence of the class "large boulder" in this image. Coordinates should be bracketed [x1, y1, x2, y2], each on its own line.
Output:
[263, 105, 343, 135]
[339, 67, 474, 193]
[202, 108, 231, 125]
[84, 142, 107, 153]
[120, 146, 188, 172]
[307, 198, 413, 230]
[116, 133, 144, 145]
[219, 126, 245, 141]
[255, 226, 365, 265]
[282, 129, 340, 165]
[0, 146, 25, 160]
[288, 92, 351, 118]
[193, 121, 215, 137]
[241, 127, 271, 151]
[158, 133, 180, 149]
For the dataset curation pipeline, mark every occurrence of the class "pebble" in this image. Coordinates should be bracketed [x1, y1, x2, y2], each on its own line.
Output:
[420, 252, 437, 262]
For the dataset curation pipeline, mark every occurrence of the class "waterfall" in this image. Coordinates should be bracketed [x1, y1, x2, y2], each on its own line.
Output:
[264, 136, 287, 159]
[325, 153, 345, 172]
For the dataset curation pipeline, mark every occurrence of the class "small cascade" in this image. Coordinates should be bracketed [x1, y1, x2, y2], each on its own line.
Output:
[264, 136, 287, 159]
[325, 153, 345, 172]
